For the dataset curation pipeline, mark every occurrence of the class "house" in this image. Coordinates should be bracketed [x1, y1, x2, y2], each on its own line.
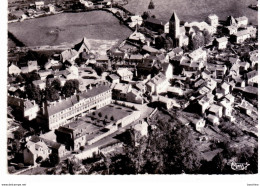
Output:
[216, 82, 231, 96]
[109, 48, 125, 60]
[142, 45, 159, 55]
[146, 73, 169, 95]
[220, 98, 234, 121]
[48, 4, 55, 13]
[246, 70, 258, 86]
[133, 121, 148, 137]
[129, 15, 143, 28]
[107, 74, 120, 84]
[32, 79, 46, 90]
[35, 1, 44, 10]
[208, 104, 223, 118]
[161, 63, 173, 80]
[112, 83, 132, 101]
[206, 14, 219, 27]
[27, 60, 38, 72]
[235, 16, 248, 28]
[144, 17, 167, 32]
[67, 65, 79, 80]
[134, 82, 146, 93]
[117, 68, 133, 82]
[55, 120, 100, 151]
[229, 57, 240, 65]
[249, 50, 258, 69]
[231, 30, 250, 43]
[206, 64, 227, 79]
[225, 94, 235, 104]
[167, 86, 184, 97]
[96, 55, 109, 66]
[38, 70, 53, 80]
[126, 88, 144, 104]
[198, 93, 214, 114]
[8, 64, 21, 75]
[215, 37, 228, 50]
[157, 96, 180, 110]
[224, 25, 237, 35]
[238, 62, 250, 74]
[207, 114, 219, 125]
[168, 47, 183, 59]
[247, 26, 257, 38]
[39, 84, 112, 130]
[127, 54, 143, 65]
[128, 31, 146, 44]
[8, 96, 40, 120]
[189, 48, 207, 62]
[23, 138, 51, 165]
[61, 49, 78, 63]
[192, 118, 206, 132]
[205, 78, 217, 91]
[194, 79, 206, 88]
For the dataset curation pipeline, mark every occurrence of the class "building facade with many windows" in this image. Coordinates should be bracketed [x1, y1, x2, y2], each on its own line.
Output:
[40, 84, 112, 130]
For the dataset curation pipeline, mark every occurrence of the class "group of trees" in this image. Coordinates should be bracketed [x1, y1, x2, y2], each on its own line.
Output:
[106, 119, 202, 174]
[189, 29, 213, 50]
[25, 78, 79, 104]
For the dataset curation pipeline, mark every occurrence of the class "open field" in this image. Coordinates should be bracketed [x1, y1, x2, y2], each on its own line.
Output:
[124, 0, 258, 24]
[8, 11, 132, 47]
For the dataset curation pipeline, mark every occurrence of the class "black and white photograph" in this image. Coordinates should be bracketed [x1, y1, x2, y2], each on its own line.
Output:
[1, 0, 259, 184]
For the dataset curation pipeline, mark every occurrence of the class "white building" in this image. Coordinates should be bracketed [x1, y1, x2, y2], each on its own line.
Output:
[8, 64, 21, 75]
[206, 14, 219, 27]
[146, 73, 169, 95]
[215, 37, 228, 50]
[235, 16, 248, 28]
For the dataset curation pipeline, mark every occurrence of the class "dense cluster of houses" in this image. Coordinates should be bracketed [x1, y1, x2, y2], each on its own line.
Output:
[7, 8, 258, 168]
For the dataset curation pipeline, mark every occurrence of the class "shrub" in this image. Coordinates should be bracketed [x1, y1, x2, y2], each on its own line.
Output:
[8, 166, 16, 173]
[17, 163, 24, 169]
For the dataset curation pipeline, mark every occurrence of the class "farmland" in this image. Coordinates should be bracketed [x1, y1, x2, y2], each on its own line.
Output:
[8, 11, 132, 47]
[124, 0, 258, 24]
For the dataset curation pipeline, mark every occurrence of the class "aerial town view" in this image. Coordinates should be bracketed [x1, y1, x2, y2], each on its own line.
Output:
[7, 0, 258, 175]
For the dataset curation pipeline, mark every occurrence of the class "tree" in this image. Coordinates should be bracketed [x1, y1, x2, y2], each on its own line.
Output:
[94, 66, 105, 76]
[36, 156, 43, 164]
[45, 84, 59, 102]
[51, 78, 61, 91]
[98, 112, 102, 118]
[45, 79, 61, 102]
[17, 163, 24, 169]
[79, 146, 85, 152]
[8, 166, 16, 173]
[141, 11, 151, 20]
[15, 75, 24, 84]
[49, 153, 60, 166]
[62, 79, 79, 98]
[163, 125, 202, 174]
[155, 35, 166, 49]
[110, 116, 114, 121]
[203, 29, 213, 45]
[25, 83, 42, 104]
[148, 0, 155, 10]
[191, 32, 205, 50]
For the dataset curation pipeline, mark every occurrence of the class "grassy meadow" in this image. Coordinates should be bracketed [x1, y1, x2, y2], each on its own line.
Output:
[8, 11, 132, 47]
[124, 0, 258, 24]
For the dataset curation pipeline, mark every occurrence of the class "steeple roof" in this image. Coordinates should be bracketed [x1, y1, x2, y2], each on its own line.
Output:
[170, 11, 179, 22]
[74, 37, 91, 53]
